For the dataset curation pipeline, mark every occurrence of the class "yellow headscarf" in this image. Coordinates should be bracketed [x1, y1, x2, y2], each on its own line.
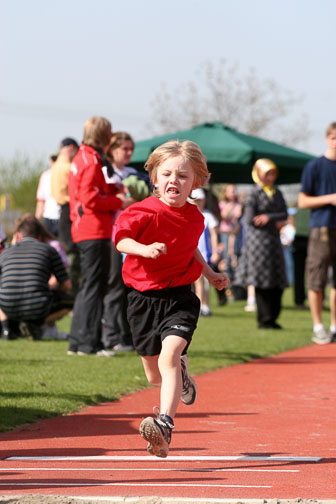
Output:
[252, 158, 278, 199]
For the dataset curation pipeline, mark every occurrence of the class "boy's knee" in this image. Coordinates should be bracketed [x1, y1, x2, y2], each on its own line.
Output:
[147, 374, 161, 386]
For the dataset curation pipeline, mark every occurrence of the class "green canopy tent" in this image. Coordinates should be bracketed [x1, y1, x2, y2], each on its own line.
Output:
[131, 122, 314, 184]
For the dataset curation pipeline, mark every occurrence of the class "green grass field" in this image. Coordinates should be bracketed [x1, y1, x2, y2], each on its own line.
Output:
[0, 288, 319, 433]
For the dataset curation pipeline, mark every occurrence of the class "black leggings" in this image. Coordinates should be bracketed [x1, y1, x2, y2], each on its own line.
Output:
[255, 287, 283, 327]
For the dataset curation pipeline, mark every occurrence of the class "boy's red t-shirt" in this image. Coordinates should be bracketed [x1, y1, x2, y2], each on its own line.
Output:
[114, 196, 204, 291]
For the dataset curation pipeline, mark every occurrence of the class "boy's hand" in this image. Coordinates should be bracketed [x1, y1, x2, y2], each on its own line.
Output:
[206, 270, 230, 290]
[144, 242, 167, 259]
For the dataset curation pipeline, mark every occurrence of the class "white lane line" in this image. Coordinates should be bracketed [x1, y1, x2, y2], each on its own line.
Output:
[5, 455, 322, 462]
[0, 482, 272, 488]
[0, 467, 299, 473]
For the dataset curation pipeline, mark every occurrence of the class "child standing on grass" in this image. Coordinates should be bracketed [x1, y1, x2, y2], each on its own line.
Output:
[114, 140, 229, 458]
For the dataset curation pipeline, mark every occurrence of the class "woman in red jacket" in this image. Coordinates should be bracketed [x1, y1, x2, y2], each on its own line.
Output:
[67, 116, 127, 356]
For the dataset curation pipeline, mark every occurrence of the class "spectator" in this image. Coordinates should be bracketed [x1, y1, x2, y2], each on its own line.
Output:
[280, 208, 296, 286]
[234, 159, 288, 329]
[291, 207, 310, 309]
[67, 116, 128, 356]
[191, 188, 220, 316]
[51, 137, 80, 295]
[33, 218, 71, 340]
[101, 132, 140, 352]
[298, 121, 336, 344]
[0, 214, 73, 340]
[218, 184, 242, 279]
[35, 151, 60, 236]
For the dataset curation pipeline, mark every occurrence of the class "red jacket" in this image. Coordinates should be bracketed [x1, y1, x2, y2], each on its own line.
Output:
[69, 144, 122, 242]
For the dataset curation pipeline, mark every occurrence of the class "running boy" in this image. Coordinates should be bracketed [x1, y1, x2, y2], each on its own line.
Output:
[114, 140, 229, 457]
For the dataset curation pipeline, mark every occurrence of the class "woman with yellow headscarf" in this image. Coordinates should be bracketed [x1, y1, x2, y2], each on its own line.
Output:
[234, 159, 288, 329]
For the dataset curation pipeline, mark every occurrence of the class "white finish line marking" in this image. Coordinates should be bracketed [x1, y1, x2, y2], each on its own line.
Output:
[5, 455, 322, 462]
[0, 467, 300, 473]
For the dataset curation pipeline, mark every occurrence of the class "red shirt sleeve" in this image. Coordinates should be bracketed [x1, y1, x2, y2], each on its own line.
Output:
[114, 205, 149, 246]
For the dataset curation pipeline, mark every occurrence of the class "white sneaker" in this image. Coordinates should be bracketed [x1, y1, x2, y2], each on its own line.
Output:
[244, 303, 256, 312]
[96, 349, 116, 357]
[312, 326, 332, 345]
[112, 343, 134, 352]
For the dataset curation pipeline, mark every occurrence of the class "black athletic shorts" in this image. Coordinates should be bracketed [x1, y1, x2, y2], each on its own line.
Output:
[127, 284, 200, 356]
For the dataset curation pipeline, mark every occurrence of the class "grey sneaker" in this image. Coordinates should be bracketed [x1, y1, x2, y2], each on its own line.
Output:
[139, 407, 174, 458]
[312, 326, 332, 345]
[95, 349, 116, 357]
[181, 358, 197, 405]
[112, 343, 134, 352]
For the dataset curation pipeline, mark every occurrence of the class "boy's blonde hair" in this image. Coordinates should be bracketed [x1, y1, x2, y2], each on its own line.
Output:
[82, 116, 112, 151]
[145, 140, 209, 189]
[326, 122, 336, 137]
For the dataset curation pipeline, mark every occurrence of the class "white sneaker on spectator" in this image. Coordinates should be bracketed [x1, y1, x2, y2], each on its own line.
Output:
[244, 302, 256, 312]
[112, 343, 134, 352]
[96, 349, 116, 357]
[312, 325, 332, 345]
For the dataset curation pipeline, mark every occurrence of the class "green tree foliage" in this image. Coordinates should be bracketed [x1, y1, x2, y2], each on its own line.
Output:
[0, 153, 44, 213]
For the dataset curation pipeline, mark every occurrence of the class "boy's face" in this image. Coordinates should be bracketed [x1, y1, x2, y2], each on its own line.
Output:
[154, 155, 195, 207]
[326, 129, 336, 153]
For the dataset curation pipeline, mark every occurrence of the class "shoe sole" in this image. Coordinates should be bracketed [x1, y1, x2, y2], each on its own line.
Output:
[181, 374, 198, 405]
[139, 417, 168, 458]
[312, 337, 332, 345]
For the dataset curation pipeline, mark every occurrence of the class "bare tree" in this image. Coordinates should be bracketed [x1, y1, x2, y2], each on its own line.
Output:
[149, 59, 310, 148]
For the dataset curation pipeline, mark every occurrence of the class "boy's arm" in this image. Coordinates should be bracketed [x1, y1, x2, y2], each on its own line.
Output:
[116, 237, 167, 259]
[298, 191, 336, 209]
[194, 248, 229, 290]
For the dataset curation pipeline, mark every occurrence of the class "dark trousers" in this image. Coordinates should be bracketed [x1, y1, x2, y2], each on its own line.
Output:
[102, 243, 132, 348]
[43, 218, 59, 237]
[255, 287, 283, 327]
[292, 236, 308, 305]
[48, 290, 74, 315]
[58, 204, 73, 251]
[69, 239, 111, 354]
[59, 204, 81, 295]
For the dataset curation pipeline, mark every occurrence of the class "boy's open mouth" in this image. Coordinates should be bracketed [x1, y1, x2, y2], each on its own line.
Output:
[167, 187, 179, 194]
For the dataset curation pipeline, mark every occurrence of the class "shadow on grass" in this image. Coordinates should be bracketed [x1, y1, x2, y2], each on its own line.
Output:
[0, 391, 111, 402]
[191, 350, 262, 362]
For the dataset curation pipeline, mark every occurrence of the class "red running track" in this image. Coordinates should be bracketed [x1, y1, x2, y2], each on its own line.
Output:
[0, 342, 335, 501]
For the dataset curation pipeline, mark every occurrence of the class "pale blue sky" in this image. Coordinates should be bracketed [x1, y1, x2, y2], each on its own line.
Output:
[1, 0, 335, 161]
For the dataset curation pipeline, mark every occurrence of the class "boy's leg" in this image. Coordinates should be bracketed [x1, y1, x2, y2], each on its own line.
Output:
[139, 335, 187, 458]
[158, 335, 186, 418]
[140, 355, 161, 385]
[306, 230, 331, 343]
[308, 289, 323, 326]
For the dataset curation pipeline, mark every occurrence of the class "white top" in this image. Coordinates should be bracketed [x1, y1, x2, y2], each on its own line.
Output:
[198, 209, 218, 262]
[36, 168, 60, 220]
[102, 165, 137, 184]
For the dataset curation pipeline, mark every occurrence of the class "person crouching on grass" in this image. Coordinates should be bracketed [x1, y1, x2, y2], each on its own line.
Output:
[114, 140, 229, 458]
